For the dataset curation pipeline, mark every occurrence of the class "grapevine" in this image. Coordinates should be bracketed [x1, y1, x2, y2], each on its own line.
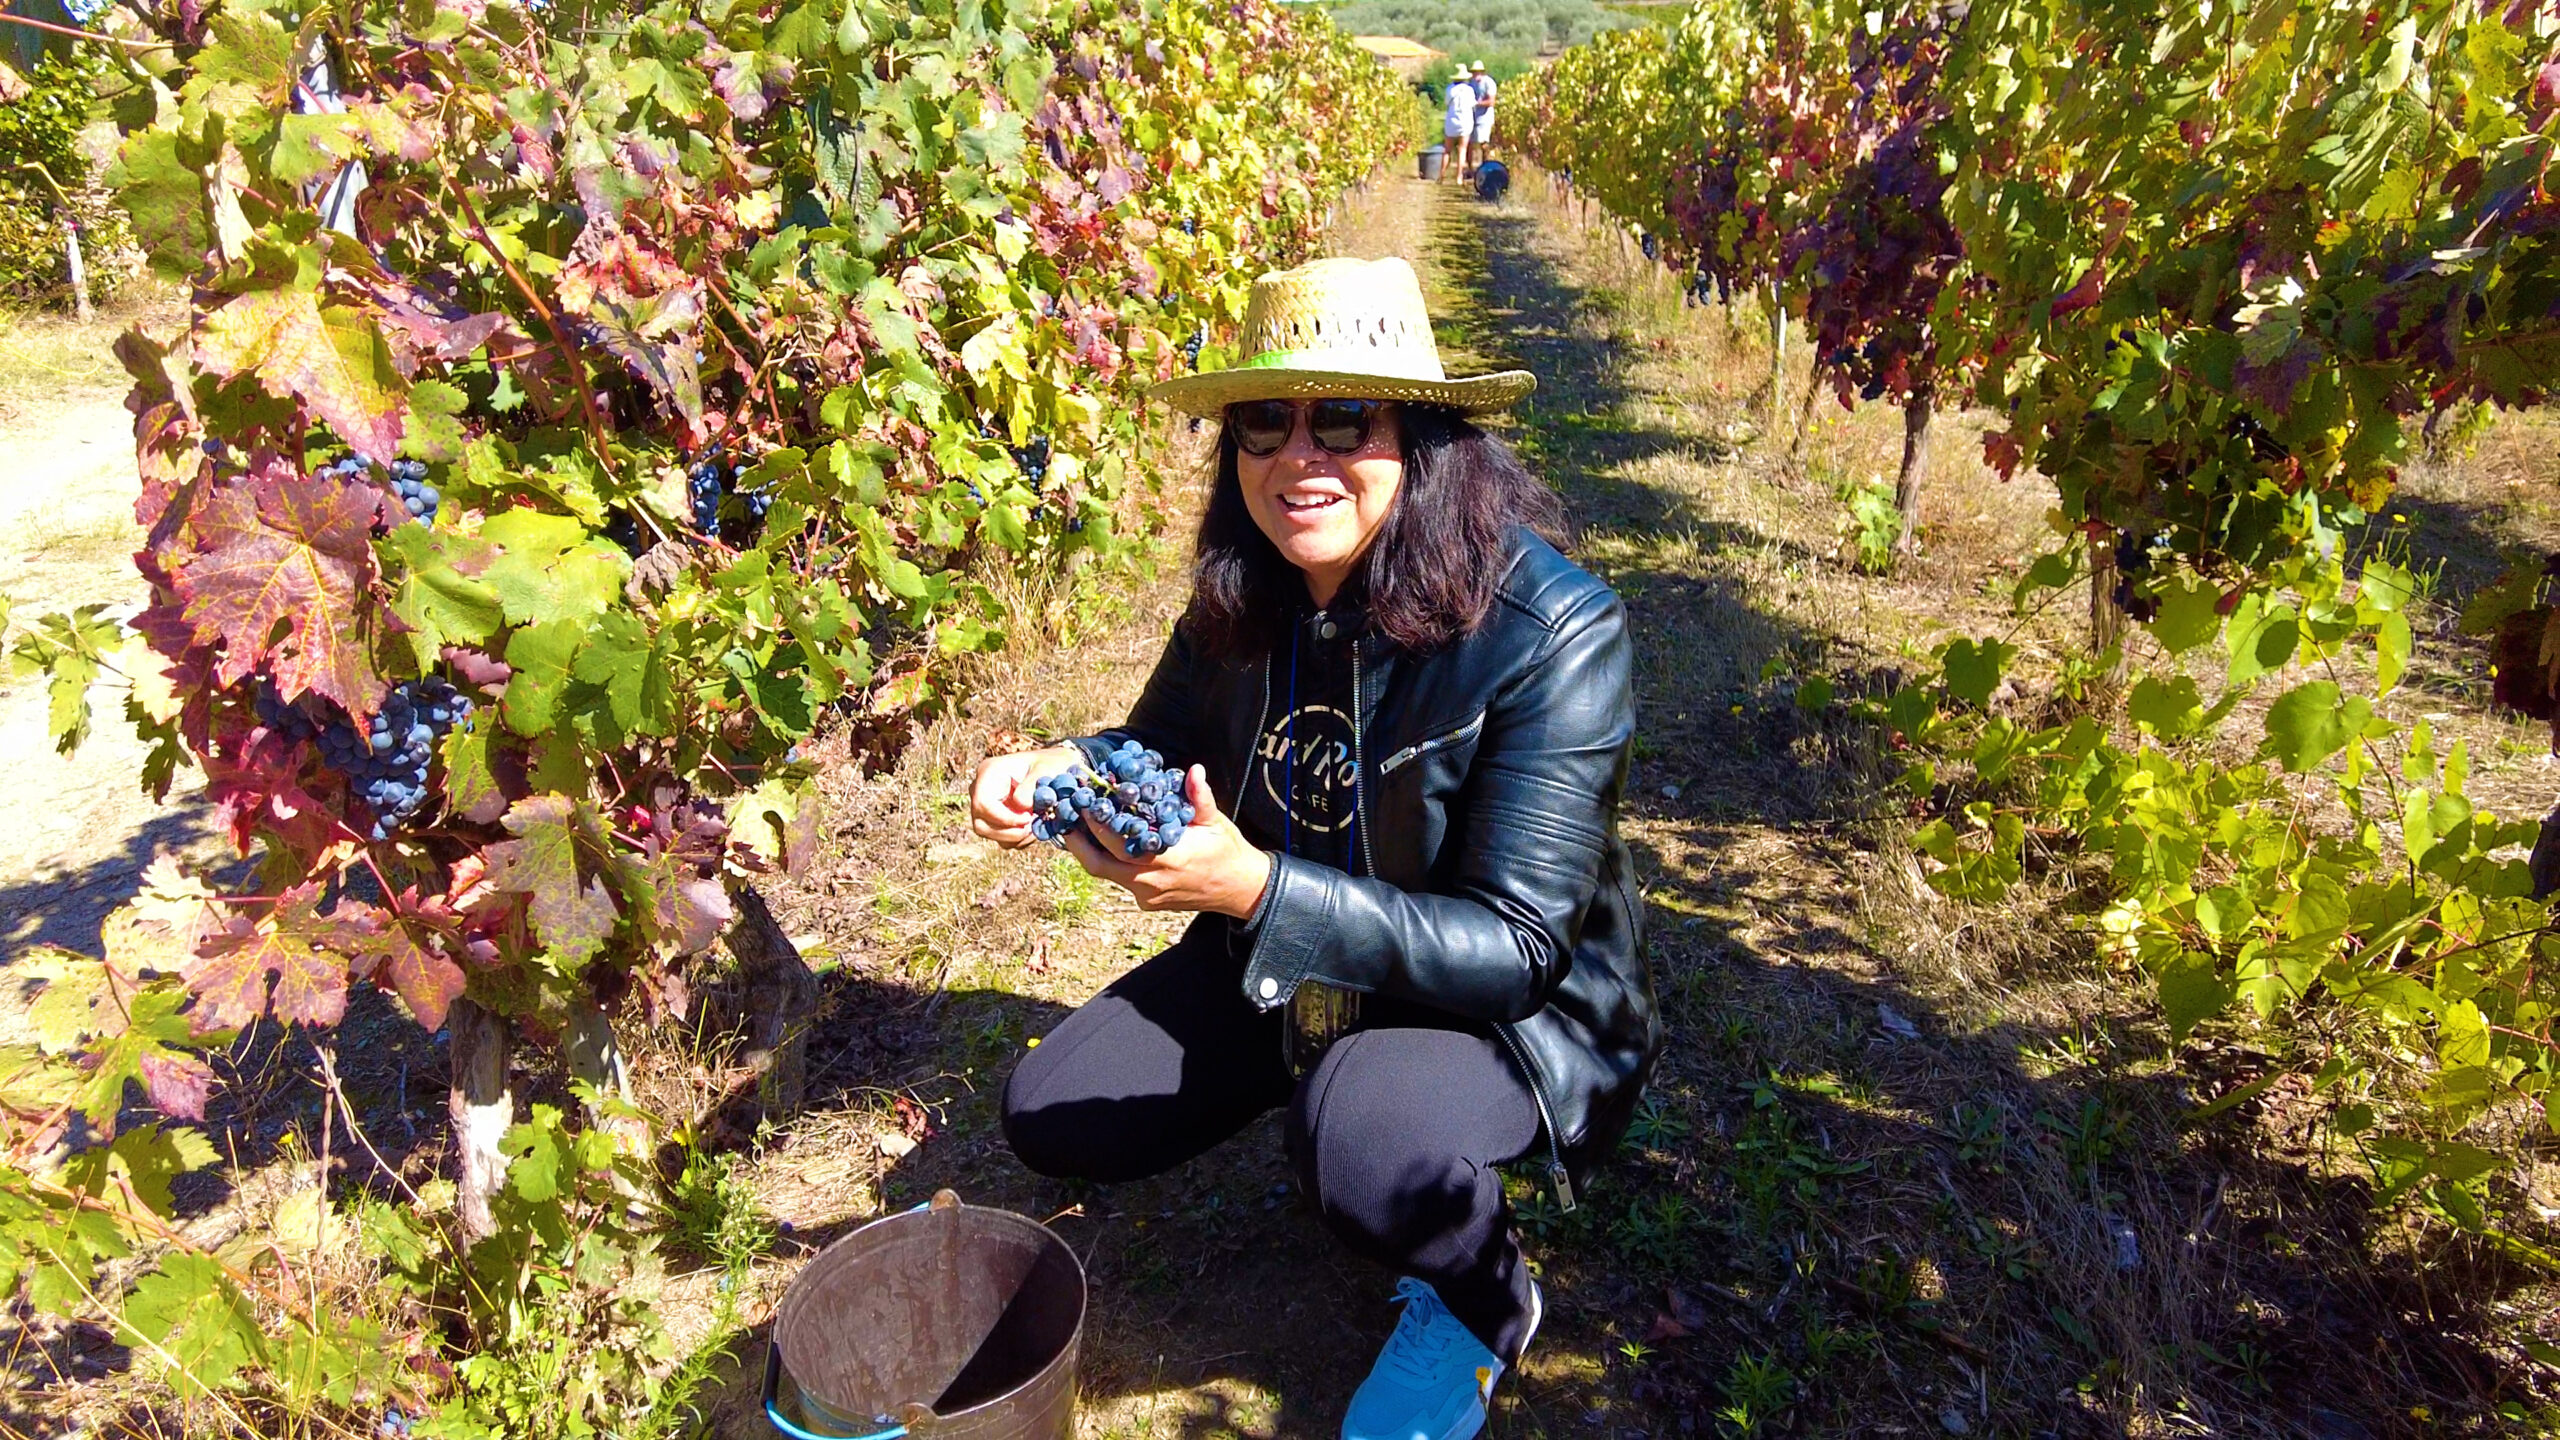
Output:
[1518, 0, 2560, 1246]
[0, 0, 1408, 1424]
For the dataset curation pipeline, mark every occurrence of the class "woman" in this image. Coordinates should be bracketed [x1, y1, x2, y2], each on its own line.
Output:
[970, 257, 1660, 1440]
[1440, 67, 1477, 183]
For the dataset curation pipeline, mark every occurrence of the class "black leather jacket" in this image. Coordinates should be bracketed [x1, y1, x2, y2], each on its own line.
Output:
[1072, 528, 1661, 1208]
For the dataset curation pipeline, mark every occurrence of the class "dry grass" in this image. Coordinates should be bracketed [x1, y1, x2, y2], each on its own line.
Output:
[0, 282, 177, 422]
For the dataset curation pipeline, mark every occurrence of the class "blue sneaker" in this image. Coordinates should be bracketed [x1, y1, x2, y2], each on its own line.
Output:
[1341, 1277, 1542, 1440]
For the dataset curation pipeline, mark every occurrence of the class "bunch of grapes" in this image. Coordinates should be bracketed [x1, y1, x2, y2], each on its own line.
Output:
[604, 509, 645, 556]
[688, 458, 725, 533]
[254, 682, 322, 742]
[317, 454, 437, 527]
[1010, 434, 1051, 486]
[1639, 231, 1660, 262]
[688, 454, 773, 545]
[1027, 739, 1196, 857]
[313, 678, 475, 840]
[386, 459, 438, 525]
[1182, 325, 1206, 371]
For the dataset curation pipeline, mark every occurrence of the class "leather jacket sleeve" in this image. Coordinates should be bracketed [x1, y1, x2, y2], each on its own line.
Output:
[1239, 585, 1634, 1023]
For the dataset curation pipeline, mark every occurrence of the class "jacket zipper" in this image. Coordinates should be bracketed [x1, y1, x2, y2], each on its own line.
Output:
[1351, 637, 1378, 880]
[1377, 711, 1487, 776]
[1497, 1022, 1576, 1213]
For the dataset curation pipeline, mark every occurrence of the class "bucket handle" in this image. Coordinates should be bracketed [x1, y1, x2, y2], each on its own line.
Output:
[764, 1343, 909, 1440]
[764, 1197, 952, 1440]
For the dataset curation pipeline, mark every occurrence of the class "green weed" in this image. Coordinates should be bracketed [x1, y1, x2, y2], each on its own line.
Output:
[1716, 1348, 1798, 1435]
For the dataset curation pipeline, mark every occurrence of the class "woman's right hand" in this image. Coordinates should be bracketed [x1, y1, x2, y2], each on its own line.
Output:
[969, 743, 1087, 848]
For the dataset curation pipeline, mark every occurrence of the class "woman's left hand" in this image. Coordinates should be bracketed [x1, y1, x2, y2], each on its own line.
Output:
[1061, 764, 1271, 919]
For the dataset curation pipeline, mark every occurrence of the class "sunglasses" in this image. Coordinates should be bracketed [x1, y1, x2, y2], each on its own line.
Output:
[1226, 398, 1389, 457]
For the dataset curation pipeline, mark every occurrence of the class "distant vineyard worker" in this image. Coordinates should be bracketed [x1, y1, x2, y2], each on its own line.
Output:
[1442, 65, 1479, 182]
[1466, 61, 1496, 172]
[972, 257, 1661, 1440]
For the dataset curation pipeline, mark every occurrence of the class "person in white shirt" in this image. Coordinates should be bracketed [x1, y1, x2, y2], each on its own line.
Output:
[1467, 61, 1497, 173]
[1442, 68, 1478, 183]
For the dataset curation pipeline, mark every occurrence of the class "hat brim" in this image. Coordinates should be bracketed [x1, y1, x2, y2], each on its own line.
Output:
[1148, 366, 1536, 418]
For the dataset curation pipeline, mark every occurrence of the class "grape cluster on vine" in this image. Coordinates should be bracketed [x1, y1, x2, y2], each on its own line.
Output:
[1182, 325, 1207, 370]
[1029, 739, 1196, 856]
[1010, 434, 1052, 485]
[688, 454, 774, 546]
[387, 459, 439, 525]
[320, 454, 438, 527]
[308, 678, 475, 841]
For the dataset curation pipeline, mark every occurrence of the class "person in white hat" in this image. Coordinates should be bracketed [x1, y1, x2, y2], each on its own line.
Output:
[1441, 64, 1479, 183]
[1467, 61, 1497, 173]
[974, 258, 1660, 1440]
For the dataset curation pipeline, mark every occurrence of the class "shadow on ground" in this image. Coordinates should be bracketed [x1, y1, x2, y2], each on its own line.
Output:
[0, 805, 234, 959]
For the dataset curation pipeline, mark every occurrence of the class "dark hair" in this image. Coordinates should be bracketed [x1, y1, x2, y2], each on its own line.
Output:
[1181, 404, 1569, 660]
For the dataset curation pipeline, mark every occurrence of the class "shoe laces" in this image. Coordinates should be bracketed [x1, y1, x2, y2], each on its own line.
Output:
[1380, 1278, 1462, 1385]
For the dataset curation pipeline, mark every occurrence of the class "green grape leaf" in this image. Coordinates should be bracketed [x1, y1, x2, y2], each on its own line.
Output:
[380, 521, 504, 666]
[122, 1253, 264, 1395]
[2126, 674, 2204, 737]
[2156, 950, 2235, 1041]
[1939, 637, 2016, 710]
[479, 510, 626, 625]
[2224, 595, 2299, 686]
[2149, 574, 2224, 654]
[483, 795, 622, 971]
[401, 379, 470, 462]
[2260, 681, 2370, 772]
[500, 615, 587, 736]
[501, 1106, 567, 1202]
[571, 610, 677, 740]
[440, 719, 514, 824]
[2374, 611, 2412, 696]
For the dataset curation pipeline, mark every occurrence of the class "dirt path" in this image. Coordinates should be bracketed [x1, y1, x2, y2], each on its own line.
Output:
[0, 385, 227, 964]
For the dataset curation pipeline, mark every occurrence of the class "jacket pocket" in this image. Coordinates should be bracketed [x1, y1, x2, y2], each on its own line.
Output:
[1377, 710, 1486, 776]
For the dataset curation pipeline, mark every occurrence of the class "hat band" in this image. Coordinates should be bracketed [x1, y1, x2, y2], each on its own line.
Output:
[1232, 346, 1449, 382]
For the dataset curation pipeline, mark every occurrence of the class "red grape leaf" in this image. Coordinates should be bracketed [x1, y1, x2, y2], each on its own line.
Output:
[628, 848, 732, 955]
[320, 899, 469, 1030]
[194, 287, 408, 463]
[173, 462, 383, 719]
[483, 794, 623, 970]
[183, 885, 351, 1032]
[138, 1050, 217, 1121]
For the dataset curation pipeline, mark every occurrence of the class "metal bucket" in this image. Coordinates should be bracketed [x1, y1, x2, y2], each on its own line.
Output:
[1474, 160, 1510, 201]
[1417, 145, 1446, 181]
[764, 1191, 1085, 1440]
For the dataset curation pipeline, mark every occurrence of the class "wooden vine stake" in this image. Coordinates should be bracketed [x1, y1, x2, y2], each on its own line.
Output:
[2088, 534, 2131, 683]
[726, 884, 817, 1121]
[1895, 388, 1932, 556]
[446, 996, 513, 1244]
[62, 215, 90, 323]
[1767, 280, 1788, 415]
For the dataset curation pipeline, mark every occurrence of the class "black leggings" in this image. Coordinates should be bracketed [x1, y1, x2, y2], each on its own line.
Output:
[1000, 923, 1543, 1356]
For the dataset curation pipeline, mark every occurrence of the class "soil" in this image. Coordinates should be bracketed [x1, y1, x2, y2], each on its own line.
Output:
[0, 383, 229, 974]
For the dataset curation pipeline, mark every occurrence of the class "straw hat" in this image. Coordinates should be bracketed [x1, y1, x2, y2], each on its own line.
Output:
[1148, 257, 1536, 417]
[1469, 60, 1487, 72]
